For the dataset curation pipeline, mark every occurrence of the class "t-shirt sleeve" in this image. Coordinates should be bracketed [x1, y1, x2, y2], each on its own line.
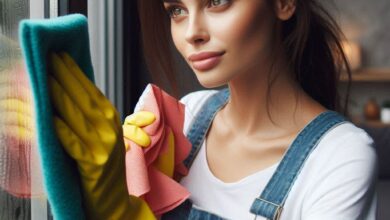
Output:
[302, 127, 378, 220]
[180, 90, 219, 135]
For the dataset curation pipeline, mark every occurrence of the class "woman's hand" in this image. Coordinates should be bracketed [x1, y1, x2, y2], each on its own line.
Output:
[123, 111, 156, 149]
[123, 110, 176, 179]
[48, 52, 155, 220]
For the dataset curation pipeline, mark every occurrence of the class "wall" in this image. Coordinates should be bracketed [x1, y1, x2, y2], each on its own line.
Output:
[326, 0, 390, 117]
[327, 1, 390, 68]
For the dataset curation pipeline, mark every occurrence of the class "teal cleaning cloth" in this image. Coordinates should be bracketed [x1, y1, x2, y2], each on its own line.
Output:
[19, 14, 95, 220]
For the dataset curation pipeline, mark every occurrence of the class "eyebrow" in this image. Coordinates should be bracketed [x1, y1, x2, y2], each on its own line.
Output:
[162, 0, 182, 3]
[162, 0, 209, 6]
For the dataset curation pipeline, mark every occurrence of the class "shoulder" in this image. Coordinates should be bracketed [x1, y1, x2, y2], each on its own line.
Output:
[299, 122, 378, 218]
[317, 122, 377, 164]
[180, 89, 219, 134]
[180, 89, 219, 112]
[180, 89, 220, 118]
[309, 121, 378, 179]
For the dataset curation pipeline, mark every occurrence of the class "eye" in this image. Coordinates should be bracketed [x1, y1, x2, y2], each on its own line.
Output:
[209, 0, 230, 7]
[165, 5, 187, 19]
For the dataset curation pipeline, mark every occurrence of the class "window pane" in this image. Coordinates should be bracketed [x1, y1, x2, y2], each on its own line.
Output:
[0, 0, 46, 219]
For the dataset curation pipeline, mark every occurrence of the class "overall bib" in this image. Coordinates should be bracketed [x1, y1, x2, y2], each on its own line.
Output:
[162, 88, 346, 220]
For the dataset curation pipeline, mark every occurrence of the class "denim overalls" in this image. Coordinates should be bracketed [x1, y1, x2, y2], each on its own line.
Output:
[162, 88, 346, 220]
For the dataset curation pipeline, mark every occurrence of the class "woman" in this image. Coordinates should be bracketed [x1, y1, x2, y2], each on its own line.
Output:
[137, 0, 378, 219]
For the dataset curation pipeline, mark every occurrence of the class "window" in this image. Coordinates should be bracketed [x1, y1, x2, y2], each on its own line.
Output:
[1, 0, 32, 219]
[0, 0, 51, 219]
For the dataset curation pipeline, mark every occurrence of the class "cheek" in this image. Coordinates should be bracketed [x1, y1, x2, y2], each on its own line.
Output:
[171, 25, 186, 58]
[212, 2, 276, 65]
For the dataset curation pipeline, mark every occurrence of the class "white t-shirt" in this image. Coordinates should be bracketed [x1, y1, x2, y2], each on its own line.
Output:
[179, 90, 378, 220]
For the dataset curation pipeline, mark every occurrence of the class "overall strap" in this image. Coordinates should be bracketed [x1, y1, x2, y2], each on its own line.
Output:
[250, 111, 346, 220]
[183, 88, 230, 169]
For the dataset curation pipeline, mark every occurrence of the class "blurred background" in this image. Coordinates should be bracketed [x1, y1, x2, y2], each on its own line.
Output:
[0, 0, 389, 219]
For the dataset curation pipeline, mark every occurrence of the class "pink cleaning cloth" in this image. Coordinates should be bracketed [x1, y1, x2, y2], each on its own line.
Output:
[124, 84, 191, 215]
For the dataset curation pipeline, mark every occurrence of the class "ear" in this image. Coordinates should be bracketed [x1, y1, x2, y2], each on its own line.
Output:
[274, 0, 296, 21]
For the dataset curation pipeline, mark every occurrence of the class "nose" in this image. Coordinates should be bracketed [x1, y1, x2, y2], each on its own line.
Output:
[184, 12, 210, 45]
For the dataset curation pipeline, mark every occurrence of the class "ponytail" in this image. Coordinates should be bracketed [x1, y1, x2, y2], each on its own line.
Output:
[281, 0, 351, 114]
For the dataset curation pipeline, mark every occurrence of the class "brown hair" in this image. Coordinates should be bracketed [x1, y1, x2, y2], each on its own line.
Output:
[137, 0, 179, 95]
[137, 0, 351, 114]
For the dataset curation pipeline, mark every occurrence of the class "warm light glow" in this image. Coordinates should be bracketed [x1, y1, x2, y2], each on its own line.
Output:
[342, 40, 362, 71]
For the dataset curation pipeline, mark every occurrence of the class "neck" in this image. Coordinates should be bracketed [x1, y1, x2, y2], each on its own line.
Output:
[221, 60, 324, 138]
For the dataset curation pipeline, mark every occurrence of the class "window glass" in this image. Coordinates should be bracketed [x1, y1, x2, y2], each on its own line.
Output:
[0, 0, 46, 219]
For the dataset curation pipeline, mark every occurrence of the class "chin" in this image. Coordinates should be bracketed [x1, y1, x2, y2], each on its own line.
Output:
[196, 74, 229, 89]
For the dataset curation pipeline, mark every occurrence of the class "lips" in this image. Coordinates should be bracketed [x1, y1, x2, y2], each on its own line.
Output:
[188, 51, 225, 71]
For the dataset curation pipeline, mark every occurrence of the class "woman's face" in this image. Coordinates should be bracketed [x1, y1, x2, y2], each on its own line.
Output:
[163, 0, 278, 88]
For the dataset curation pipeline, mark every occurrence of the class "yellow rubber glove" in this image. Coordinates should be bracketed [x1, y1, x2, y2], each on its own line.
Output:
[155, 130, 175, 178]
[48, 52, 155, 220]
[123, 111, 155, 149]
[0, 99, 34, 140]
[123, 111, 175, 179]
